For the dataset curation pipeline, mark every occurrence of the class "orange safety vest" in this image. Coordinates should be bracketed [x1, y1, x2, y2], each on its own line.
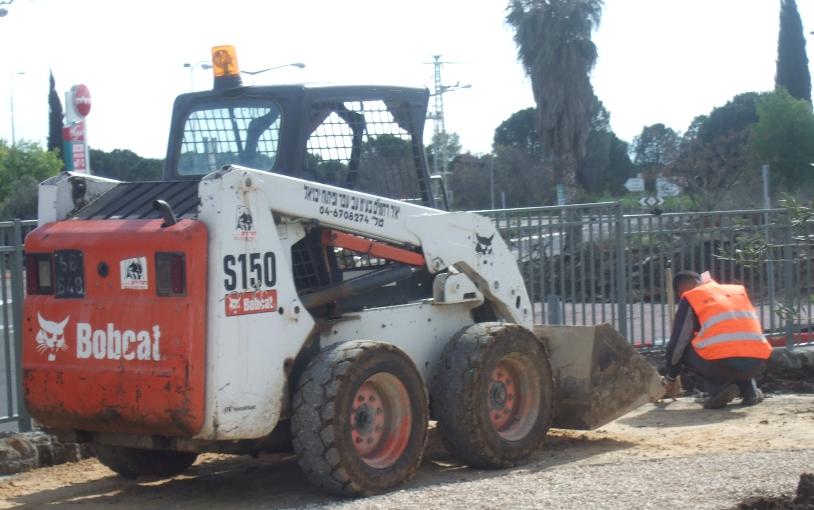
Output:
[683, 281, 772, 361]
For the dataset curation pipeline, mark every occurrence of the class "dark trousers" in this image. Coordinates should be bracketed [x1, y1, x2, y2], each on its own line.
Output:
[684, 346, 766, 393]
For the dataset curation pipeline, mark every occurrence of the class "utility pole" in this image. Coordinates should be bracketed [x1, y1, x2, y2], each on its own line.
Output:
[425, 55, 470, 178]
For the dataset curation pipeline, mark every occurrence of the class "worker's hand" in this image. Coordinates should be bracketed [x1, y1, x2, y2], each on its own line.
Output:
[661, 375, 683, 398]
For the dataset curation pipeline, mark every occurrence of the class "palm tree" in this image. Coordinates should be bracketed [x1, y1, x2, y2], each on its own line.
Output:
[507, 0, 603, 199]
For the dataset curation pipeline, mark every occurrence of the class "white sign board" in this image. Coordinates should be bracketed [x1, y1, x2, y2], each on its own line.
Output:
[624, 177, 645, 192]
[656, 177, 681, 198]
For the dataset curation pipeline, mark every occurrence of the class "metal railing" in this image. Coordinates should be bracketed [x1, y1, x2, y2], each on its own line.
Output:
[479, 203, 812, 350]
[2, 205, 809, 431]
[0, 219, 36, 433]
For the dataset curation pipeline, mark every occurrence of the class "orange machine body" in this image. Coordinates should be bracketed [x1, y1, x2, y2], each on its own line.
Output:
[22, 219, 208, 437]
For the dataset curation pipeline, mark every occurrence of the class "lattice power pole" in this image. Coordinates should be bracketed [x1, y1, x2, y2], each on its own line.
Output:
[425, 55, 470, 177]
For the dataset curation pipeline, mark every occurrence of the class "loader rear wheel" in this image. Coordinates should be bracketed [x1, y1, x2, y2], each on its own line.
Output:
[291, 341, 428, 496]
[431, 322, 554, 468]
[94, 444, 197, 479]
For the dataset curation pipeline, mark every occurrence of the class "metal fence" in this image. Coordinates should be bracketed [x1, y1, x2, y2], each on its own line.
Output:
[0, 220, 35, 433]
[480, 203, 813, 350]
[1, 205, 809, 432]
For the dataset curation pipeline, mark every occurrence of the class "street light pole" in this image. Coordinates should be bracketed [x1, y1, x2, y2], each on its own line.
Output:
[10, 71, 24, 146]
[182, 61, 212, 92]
[240, 62, 306, 76]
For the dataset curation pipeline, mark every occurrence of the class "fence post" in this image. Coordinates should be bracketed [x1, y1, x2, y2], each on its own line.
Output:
[12, 219, 31, 431]
[614, 203, 628, 339]
[782, 215, 795, 350]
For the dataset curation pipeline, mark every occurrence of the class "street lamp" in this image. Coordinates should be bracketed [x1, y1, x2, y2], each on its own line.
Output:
[182, 61, 212, 91]
[240, 62, 306, 76]
[10, 71, 24, 146]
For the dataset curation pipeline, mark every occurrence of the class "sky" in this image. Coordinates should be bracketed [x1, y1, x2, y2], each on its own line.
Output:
[1, 0, 813, 160]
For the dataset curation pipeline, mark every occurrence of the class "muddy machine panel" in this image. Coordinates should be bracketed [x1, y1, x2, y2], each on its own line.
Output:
[22, 219, 208, 437]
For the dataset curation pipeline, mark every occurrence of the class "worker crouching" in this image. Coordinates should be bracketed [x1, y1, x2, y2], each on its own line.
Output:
[662, 271, 773, 409]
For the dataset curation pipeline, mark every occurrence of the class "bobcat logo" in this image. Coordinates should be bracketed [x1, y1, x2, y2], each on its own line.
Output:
[475, 233, 494, 255]
[126, 260, 143, 281]
[236, 207, 253, 232]
[35, 314, 70, 362]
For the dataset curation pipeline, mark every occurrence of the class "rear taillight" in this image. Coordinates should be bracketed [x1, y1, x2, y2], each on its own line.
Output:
[156, 252, 186, 296]
[25, 253, 53, 295]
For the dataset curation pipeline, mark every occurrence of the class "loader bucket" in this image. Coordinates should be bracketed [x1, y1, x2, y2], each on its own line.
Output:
[534, 324, 664, 430]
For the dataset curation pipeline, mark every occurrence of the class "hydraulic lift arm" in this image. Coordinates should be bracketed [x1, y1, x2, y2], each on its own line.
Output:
[203, 165, 533, 328]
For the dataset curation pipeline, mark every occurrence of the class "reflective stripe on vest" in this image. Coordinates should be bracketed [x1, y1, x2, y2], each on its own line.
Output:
[697, 310, 760, 337]
[684, 281, 772, 361]
[694, 331, 767, 349]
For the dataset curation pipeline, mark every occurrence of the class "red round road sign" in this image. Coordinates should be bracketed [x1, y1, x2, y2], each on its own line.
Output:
[72, 84, 91, 117]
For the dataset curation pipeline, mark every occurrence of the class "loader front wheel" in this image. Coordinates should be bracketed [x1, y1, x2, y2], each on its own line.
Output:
[431, 323, 554, 468]
[94, 444, 197, 479]
[291, 341, 428, 496]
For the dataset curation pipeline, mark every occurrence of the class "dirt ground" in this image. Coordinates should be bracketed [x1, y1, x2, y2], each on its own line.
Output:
[732, 473, 814, 510]
[0, 394, 812, 510]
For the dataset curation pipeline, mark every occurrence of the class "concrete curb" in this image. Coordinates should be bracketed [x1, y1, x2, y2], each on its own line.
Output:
[0, 431, 93, 476]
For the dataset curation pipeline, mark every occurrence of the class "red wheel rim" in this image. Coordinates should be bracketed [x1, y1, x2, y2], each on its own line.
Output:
[349, 372, 413, 469]
[487, 354, 541, 441]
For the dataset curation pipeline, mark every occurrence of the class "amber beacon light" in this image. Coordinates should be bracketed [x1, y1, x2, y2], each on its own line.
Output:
[211, 45, 243, 90]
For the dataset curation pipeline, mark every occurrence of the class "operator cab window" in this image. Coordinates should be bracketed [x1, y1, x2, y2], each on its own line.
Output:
[304, 100, 424, 204]
[177, 104, 282, 176]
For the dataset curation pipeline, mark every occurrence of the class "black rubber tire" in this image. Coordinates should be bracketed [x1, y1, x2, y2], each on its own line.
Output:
[94, 444, 198, 479]
[431, 322, 554, 469]
[291, 341, 428, 496]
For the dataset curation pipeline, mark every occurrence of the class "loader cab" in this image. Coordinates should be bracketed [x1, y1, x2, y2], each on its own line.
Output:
[164, 82, 438, 208]
[161, 46, 442, 314]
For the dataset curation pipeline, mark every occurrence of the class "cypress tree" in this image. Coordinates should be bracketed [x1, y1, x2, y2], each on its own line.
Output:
[47, 71, 64, 158]
[776, 0, 812, 104]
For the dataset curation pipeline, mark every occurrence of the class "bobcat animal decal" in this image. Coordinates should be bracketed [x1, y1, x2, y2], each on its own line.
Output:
[475, 233, 495, 255]
[228, 296, 241, 313]
[36, 313, 70, 362]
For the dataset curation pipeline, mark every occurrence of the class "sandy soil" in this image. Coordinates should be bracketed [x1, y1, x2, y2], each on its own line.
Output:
[0, 394, 812, 509]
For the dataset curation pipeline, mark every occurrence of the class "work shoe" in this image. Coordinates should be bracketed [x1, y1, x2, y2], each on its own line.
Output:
[702, 384, 740, 409]
[738, 379, 765, 406]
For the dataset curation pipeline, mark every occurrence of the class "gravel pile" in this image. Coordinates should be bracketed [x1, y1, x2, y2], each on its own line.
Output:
[301, 450, 814, 510]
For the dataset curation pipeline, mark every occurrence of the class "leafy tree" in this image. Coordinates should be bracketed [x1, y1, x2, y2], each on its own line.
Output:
[0, 140, 62, 219]
[507, 0, 603, 199]
[632, 124, 681, 169]
[447, 148, 554, 210]
[671, 130, 753, 210]
[577, 100, 635, 196]
[425, 132, 461, 174]
[777, 0, 811, 103]
[694, 92, 760, 143]
[493, 107, 542, 157]
[672, 93, 763, 210]
[578, 128, 635, 197]
[90, 148, 162, 181]
[48, 71, 64, 162]
[750, 88, 814, 189]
